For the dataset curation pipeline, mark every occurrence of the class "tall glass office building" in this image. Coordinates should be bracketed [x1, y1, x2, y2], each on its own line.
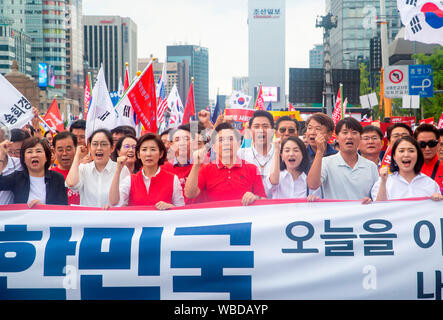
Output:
[326, 0, 401, 69]
[167, 45, 209, 113]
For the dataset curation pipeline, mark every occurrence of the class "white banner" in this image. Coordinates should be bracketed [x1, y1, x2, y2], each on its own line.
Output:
[0, 199, 442, 300]
[0, 74, 34, 130]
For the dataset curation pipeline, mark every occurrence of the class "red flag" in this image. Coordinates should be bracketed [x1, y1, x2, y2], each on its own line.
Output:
[83, 73, 92, 120]
[126, 63, 157, 134]
[329, 87, 343, 143]
[254, 84, 265, 110]
[182, 81, 195, 125]
[288, 103, 295, 112]
[437, 113, 443, 129]
[381, 145, 392, 168]
[419, 117, 435, 126]
[44, 99, 65, 132]
[124, 63, 130, 91]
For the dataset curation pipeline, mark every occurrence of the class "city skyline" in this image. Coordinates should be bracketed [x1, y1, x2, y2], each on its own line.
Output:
[83, 0, 325, 102]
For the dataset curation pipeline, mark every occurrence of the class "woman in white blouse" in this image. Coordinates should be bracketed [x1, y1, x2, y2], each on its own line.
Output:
[66, 129, 130, 208]
[266, 136, 321, 200]
[372, 136, 442, 201]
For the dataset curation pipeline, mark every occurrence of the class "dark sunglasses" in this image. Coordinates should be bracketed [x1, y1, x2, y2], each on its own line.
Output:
[279, 127, 296, 134]
[418, 140, 439, 149]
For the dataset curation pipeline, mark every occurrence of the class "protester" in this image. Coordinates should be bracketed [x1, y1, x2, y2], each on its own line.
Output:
[305, 113, 338, 169]
[9, 129, 30, 159]
[109, 133, 185, 210]
[111, 126, 137, 147]
[386, 123, 413, 146]
[70, 120, 87, 147]
[111, 135, 139, 174]
[266, 137, 321, 200]
[185, 123, 267, 205]
[439, 128, 443, 161]
[359, 125, 384, 166]
[238, 111, 275, 196]
[0, 130, 23, 205]
[372, 136, 442, 201]
[51, 132, 80, 205]
[300, 127, 308, 148]
[0, 138, 67, 206]
[66, 129, 130, 208]
[160, 128, 174, 161]
[44, 131, 54, 147]
[414, 124, 442, 190]
[275, 116, 299, 140]
[307, 117, 378, 202]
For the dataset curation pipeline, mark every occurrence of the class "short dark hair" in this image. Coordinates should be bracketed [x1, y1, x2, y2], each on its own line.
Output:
[336, 117, 363, 135]
[386, 123, 413, 141]
[111, 125, 137, 137]
[53, 131, 77, 149]
[20, 137, 52, 171]
[11, 129, 30, 143]
[88, 129, 114, 147]
[414, 123, 440, 140]
[275, 116, 299, 131]
[70, 120, 86, 132]
[212, 123, 242, 142]
[249, 110, 275, 129]
[136, 133, 167, 166]
[390, 136, 424, 175]
[362, 125, 383, 140]
[280, 137, 309, 174]
[438, 128, 443, 138]
[160, 128, 172, 137]
[306, 113, 335, 133]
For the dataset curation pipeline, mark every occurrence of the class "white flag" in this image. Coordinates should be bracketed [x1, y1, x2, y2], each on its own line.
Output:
[167, 84, 184, 129]
[85, 66, 117, 141]
[228, 91, 252, 109]
[0, 73, 34, 130]
[114, 94, 136, 128]
[397, 0, 443, 45]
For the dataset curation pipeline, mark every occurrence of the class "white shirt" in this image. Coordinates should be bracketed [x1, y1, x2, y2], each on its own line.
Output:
[371, 172, 441, 200]
[264, 171, 322, 199]
[28, 176, 46, 205]
[0, 156, 22, 205]
[238, 144, 275, 197]
[321, 152, 379, 200]
[118, 167, 185, 207]
[70, 159, 130, 208]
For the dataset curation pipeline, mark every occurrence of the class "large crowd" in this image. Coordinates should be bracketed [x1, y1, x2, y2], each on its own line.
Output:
[0, 109, 442, 209]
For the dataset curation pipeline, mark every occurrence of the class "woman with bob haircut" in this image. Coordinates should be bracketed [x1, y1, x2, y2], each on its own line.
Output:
[372, 136, 442, 201]
[66, 129, 130, 208]
[109, 133, 185, 210]
[266, 136, 321, 200]
[111, 135, 140, 174]
[0, 137, 67, 207]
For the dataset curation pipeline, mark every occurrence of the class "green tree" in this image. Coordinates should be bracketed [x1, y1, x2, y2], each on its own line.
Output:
[359, 63, 372, 96]
[413, 47, 443, 121]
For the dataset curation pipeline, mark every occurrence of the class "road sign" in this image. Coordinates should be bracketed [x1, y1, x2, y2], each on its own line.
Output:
[385, 66, 409, 98]
[409, 65, 434, 98]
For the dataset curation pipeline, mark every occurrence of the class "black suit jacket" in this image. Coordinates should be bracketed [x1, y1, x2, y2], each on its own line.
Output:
[0, 169, 68, 205]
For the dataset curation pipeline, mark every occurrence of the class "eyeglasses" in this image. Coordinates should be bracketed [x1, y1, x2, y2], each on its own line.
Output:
[122, 144, 136, 150]
[8, 149, 21, 157]
[91, 142, 110, 148]
[418, 140, 439, 149]
[279, 127, 296, 134]
[362, 136, 381, 141]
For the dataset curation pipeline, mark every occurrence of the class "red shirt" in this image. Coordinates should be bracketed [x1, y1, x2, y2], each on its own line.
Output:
[197, 160, 267, 203]
[421, 155, 443, 191]
[162, 161, 206, 204]
[51, 166, 80, 205]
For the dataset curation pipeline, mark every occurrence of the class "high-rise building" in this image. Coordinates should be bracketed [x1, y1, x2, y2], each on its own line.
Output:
[1, 0, 68, 97]
[83, 15, 137, 92]
[309, 44, 324, 69]
[167, 45, 209, 113]
[0, 17, 32, 77]
[66, 0, 84, 109]
[248, 0, 286, 110]
[326, 0, 401, 70]
[232, 77, 248, 93]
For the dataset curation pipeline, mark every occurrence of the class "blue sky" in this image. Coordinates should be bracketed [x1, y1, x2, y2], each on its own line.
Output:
[83, 0, 326, 100]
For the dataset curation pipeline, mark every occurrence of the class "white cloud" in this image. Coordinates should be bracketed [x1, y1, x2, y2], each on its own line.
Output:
[83, 0, 325, 100]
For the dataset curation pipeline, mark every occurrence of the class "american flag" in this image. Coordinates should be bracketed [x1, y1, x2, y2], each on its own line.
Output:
[156, 63, 168, 125]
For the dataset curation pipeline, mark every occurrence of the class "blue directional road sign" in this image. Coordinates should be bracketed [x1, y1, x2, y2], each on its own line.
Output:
[409, 65, 433, 98]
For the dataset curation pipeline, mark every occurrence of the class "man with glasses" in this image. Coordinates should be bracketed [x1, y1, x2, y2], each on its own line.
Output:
[359, 125, 384, 167]
[51, 132, 80, 205]
[275, 116, 299, 141]
[414, 124, 442, 190]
